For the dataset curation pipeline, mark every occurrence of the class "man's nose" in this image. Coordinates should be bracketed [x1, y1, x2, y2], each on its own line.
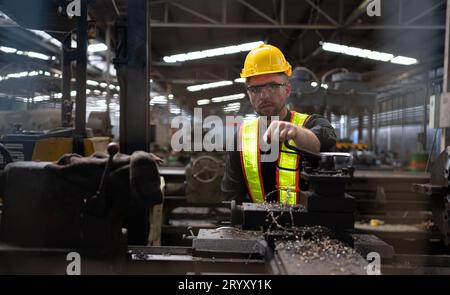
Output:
[259, 87, 272, 96]
[256, 89, 272, 99]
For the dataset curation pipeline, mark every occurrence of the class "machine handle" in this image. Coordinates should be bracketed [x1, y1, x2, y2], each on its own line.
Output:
[95, 142, 119, 197]
[283, 140, 321, 160]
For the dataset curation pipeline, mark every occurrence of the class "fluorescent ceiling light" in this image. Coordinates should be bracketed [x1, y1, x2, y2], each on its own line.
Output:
[88, 43, 108, 53]
[0, 45, 52, 60]
[26, 51, 51, 60]
[33, 95, 50, 102]
[7, 72, 28, 78]
[150, 95, 168, 105]
[87, 80, 99, 86]
[168, 94, 174, 100]
[390, 56, 418, 65]
[163, 41, 263, 63]
[321, 42, 417, 65]
[30, 30, 62, 48]
[0, 46, 16, 53]
[234, 78, 246, 83]
[197, 99, 210, 105]
[0, 70, 61, 81]
[187, 80, 233, 92]
[211, 93, 245, 103]
[223, 102, 241, 113]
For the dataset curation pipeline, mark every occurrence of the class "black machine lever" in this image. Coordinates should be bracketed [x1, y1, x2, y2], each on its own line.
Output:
[283, 140, 321, 159]
[282, 140, 354, 176]
[83, 143, 119, 216]
[182, 226, 196, 240]
[94, 142, 120, 199]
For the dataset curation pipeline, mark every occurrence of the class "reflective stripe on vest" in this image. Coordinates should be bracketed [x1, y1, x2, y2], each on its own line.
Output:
[240, 111, 309, 204]
[277, 112, 309, 204]
[240, 117, 265, 202]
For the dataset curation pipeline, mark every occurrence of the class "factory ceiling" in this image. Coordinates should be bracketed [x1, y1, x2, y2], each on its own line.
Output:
[0, 0, 446, 115]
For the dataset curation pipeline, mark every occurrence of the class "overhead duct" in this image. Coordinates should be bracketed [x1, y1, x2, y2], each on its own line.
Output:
[289, 69, 376, 116]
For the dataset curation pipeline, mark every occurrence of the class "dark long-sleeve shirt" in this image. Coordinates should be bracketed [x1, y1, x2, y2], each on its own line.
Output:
[221, 112, 336, 203]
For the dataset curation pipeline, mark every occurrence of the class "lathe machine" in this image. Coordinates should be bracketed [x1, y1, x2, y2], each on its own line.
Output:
[0, 142, 394, 274]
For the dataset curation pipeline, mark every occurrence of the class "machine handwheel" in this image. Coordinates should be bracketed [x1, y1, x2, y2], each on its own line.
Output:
[191, 155, 222, 184]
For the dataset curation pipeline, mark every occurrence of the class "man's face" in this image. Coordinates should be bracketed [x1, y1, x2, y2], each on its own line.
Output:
[246, 73, 291, 117]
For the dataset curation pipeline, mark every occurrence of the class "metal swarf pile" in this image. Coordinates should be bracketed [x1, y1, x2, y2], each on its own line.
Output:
[274, 226, 367, 274]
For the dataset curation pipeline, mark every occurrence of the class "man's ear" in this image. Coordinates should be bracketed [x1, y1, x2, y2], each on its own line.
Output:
[285, 83, 292, 97]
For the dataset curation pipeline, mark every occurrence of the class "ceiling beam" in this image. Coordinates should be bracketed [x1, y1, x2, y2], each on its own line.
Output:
[236, 0, 279, 25]
[305, 0, 338, 26]
[169, 2, 219, 24]
[342, 0, 373, 27]
[404, 0, 445, 25]
[149, 22, 445, 30]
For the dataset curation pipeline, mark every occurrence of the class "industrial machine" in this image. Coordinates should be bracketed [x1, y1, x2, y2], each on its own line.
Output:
[413, 147, 450, 245]
[0, 141, 398, 275]
[0, 143, 163, 255]
[0, 128, 110, 164]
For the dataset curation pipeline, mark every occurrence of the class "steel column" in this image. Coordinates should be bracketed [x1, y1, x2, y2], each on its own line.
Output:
[61, 34, 72, 128]
[124, 0, 150, 154]
[74, 0, 88, 154]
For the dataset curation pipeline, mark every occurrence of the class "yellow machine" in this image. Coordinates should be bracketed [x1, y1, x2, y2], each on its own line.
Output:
[32, 136, 110, 161]
[0, 129, 110, 164]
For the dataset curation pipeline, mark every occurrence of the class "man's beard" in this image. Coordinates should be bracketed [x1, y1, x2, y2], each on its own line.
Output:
[256, 103, 283, 118]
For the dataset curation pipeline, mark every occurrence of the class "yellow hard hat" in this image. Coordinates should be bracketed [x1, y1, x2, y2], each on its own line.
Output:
[240, 44, 292, 78]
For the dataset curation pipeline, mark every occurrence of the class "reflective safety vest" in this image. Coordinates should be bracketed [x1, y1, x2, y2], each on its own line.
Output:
[239, 111, 309, 205]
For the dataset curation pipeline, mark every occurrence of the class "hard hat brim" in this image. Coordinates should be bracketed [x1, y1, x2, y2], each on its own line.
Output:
[240, 66, 292, 78]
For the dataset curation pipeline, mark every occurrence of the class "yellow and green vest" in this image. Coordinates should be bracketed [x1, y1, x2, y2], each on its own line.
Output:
[239, 111, 309, 205]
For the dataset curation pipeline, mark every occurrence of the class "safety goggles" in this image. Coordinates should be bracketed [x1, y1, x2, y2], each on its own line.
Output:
[246, 82, 287, 96]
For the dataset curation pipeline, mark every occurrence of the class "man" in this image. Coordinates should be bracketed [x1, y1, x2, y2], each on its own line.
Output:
[221, 44, 336, 205]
